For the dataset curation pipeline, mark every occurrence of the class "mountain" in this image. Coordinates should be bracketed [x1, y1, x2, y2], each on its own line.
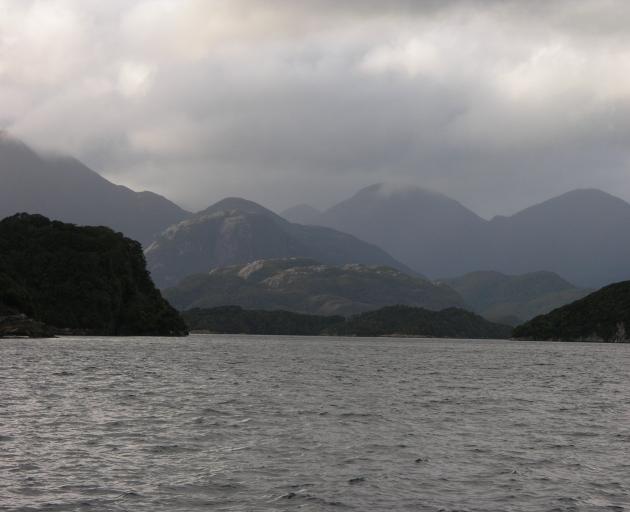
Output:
[163, 257, 464, 316]
[0, 134, 190, 244]
[440, 271, 591, 325]
[0, 213, 187, 336]
[513, 281, 630, 342]
[327, 305, 513, 339]
[317, 184, 488, 278]
[316, 184, 630, 287]
[280, 204, 322, 225]
[145, 198, 416, 288]
[484, 189, 630, 287]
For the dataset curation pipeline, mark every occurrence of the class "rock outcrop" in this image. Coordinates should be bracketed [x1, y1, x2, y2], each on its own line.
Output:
[164, 257, 464, 316]
[145, 198, 416, 288]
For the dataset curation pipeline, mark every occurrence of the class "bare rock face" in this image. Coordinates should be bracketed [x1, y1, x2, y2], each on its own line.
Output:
[145, 197, 415, 289]
[163, 257, 465, 316]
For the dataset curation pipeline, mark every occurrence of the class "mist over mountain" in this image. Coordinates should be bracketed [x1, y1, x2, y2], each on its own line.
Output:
[484, 189, 630, 287]
[145, 199, 414, 288]
[5, 132, 630, 290]
[0, 135, 190, 245]
[317, 184, 489, 278]
[307, 183, 630, 287]
[280, 204, 322, 225]
[164, 257, 464, 316]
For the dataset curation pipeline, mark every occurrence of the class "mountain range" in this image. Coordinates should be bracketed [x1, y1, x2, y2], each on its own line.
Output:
[284, 184, 630, 287]
[144, 198, 414, 288]
[3, 135, 629, 291]
[0, 134, 189, 244]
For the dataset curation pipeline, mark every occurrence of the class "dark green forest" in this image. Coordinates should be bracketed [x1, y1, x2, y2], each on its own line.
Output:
[183, 306, 343, 335]
[0, 213, 187, 336]
[183, 304, 513, 339]
[328, 305, 513, 339]
[513, 281, 630, 342]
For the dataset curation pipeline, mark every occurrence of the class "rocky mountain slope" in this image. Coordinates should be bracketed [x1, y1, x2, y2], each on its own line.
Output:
[145, 198, 415, 288]
[163, 257, 463, 316]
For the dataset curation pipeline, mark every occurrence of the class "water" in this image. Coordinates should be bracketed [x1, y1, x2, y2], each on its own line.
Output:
[1, 335, 629, 512]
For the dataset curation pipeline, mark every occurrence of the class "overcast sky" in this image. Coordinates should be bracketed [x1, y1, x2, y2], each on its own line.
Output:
[1, 0, 629, 217]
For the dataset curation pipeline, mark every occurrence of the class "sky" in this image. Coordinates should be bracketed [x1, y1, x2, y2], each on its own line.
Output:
[1, 0, 630, 217]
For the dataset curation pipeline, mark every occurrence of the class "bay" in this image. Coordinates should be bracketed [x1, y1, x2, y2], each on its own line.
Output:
[1, 335, 629, 511]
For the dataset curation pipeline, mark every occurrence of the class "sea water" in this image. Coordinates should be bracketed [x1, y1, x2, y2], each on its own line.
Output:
[1, 335, 629, 511]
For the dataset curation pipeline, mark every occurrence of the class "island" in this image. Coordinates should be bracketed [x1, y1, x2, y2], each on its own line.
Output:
[0, 213, 188, 337]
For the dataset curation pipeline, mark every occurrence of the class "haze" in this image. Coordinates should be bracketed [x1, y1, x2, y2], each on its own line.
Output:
[1, 0, 629, 217]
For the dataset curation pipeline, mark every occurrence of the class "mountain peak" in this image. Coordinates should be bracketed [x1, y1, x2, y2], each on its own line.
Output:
[554, 188, 630, 206]
[0, 136, 189, 244]
[503, 187, 630, 223]
[318, 183, 486, 277]
[200, 197, 279, 218]
[0, 133, 41, 161]
[354, 183, 448, 201]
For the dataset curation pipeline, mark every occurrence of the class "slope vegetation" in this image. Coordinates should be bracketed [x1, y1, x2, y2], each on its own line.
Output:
[181, 304, 512, 339]
[0, 213, 187, 336]
[513, 281, 630, 342]
[329, 305, 512, 339]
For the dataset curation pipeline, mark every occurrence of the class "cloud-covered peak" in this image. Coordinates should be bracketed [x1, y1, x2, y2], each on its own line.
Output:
[2, 0, 629, 217]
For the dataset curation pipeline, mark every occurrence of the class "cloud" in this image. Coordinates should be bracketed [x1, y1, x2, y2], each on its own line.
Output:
[2, 0, 630, 217]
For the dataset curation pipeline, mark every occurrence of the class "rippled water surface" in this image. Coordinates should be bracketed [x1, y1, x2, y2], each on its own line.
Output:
[1, 335, 630, 511]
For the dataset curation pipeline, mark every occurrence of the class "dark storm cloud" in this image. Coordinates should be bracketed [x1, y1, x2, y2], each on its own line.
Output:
[2, 0, 629, 216]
